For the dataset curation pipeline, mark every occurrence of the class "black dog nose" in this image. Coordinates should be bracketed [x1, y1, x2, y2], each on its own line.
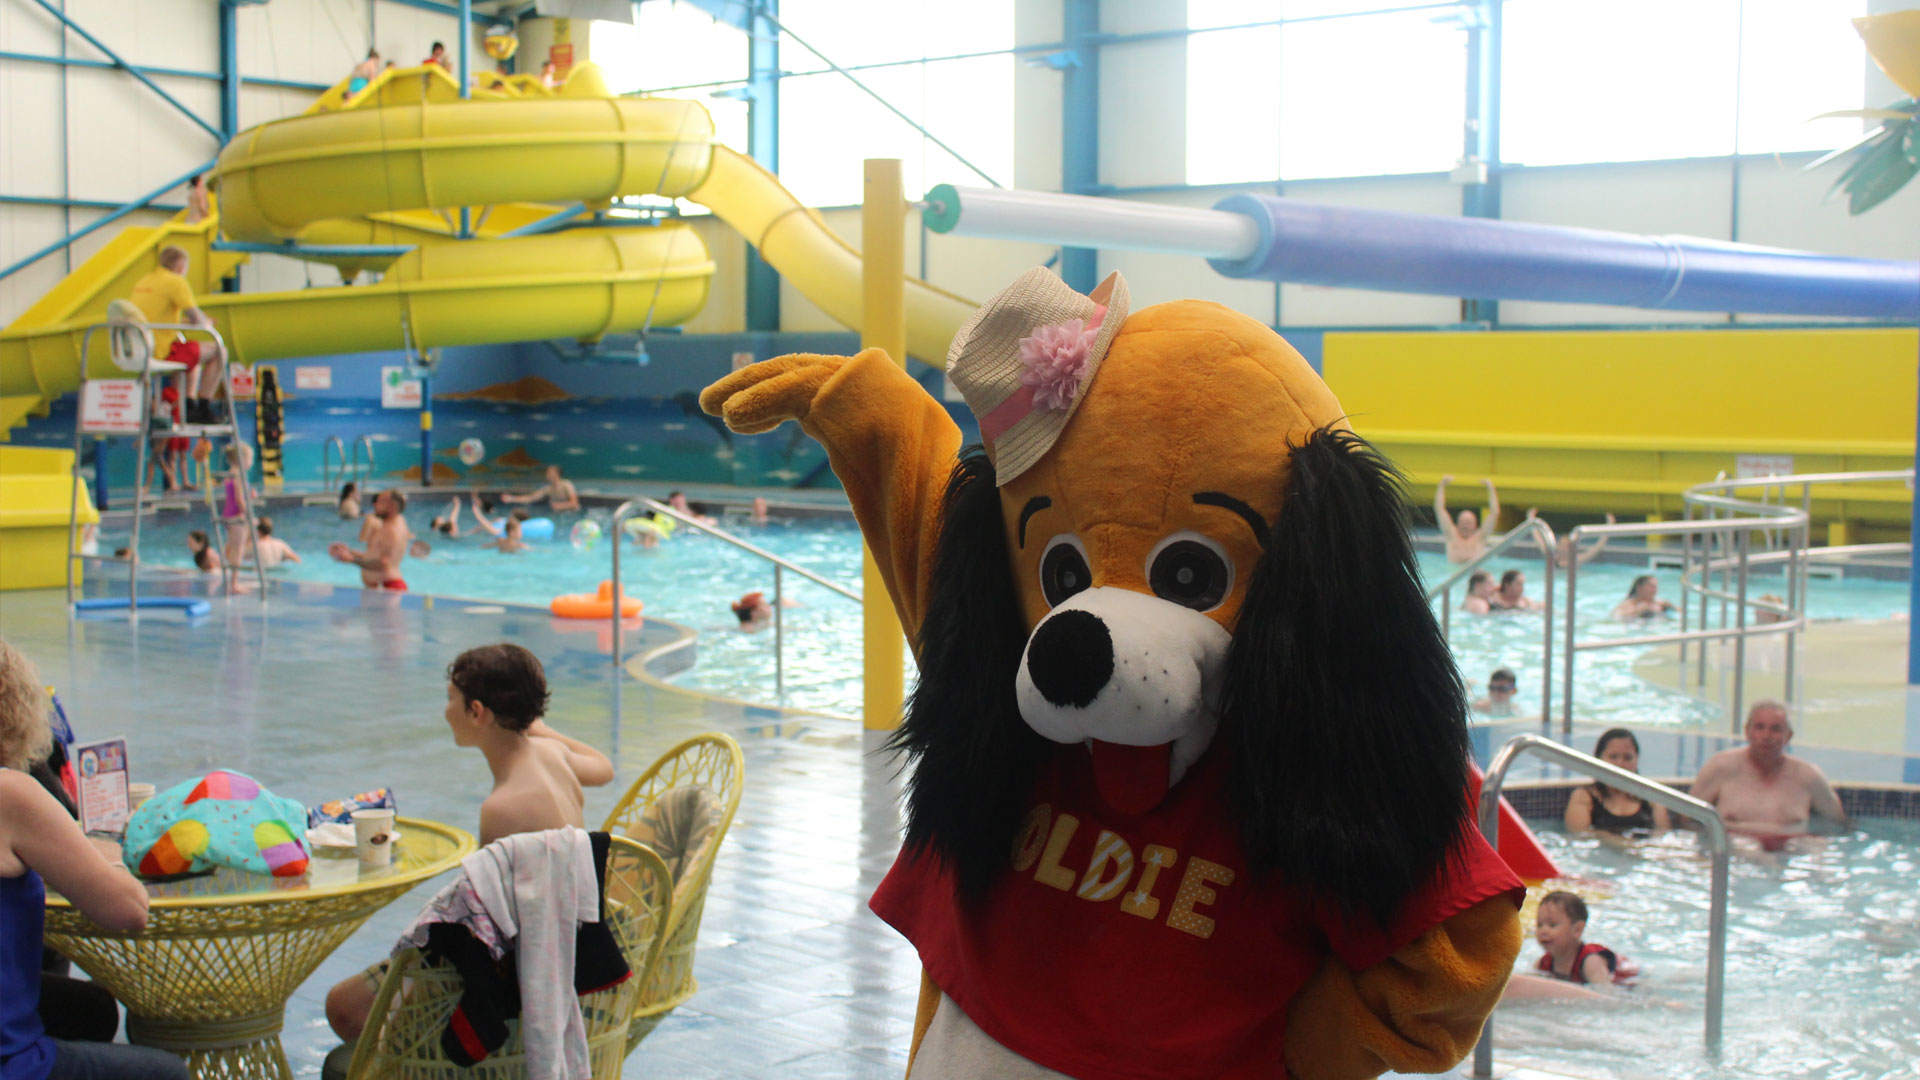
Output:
[1026, 609, 1114, 708]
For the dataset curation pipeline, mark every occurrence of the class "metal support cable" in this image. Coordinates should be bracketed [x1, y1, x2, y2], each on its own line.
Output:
[751, 9, 1005, 189]
[0, 159, 217, 282]
[27, 0, 224, 142]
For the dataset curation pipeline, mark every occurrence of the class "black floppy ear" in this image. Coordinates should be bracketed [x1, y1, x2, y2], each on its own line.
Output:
[887, 447, 1052, 900]
[1220, 425, 1469, 927]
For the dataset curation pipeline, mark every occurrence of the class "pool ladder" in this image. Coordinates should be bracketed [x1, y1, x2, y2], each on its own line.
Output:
[320, 435, 378, 493]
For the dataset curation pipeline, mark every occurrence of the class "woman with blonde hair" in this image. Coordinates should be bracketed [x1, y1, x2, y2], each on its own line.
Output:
[0, 640, 189, 1080]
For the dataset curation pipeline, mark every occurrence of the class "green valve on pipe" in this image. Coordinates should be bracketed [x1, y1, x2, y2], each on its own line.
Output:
[922, 184, 962, 234]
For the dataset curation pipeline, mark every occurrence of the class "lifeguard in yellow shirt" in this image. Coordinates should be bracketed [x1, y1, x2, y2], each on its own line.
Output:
[127, 246, 225, 425]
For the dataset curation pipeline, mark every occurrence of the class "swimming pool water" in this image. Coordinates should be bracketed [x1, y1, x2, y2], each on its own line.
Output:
[113, 504, 1910, 720]
[1495, 822, 1920, 1080]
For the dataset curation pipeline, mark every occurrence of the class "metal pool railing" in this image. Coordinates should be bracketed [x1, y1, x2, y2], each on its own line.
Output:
[1554, 468, 1912, 735]
[608, 497, 861, 707]
[1472, 733, 1730, 1077]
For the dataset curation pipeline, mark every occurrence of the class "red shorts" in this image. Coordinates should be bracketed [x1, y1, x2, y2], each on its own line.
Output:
[379, 578, 407, 592]
[167, 339, 202, 372]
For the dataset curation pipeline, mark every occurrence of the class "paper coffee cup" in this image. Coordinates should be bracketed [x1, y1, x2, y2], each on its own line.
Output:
[352, 808, 397, 869]
[127, 783, 156, 809]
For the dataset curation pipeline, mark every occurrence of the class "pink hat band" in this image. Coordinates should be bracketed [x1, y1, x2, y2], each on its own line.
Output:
[978, 304, 1108, 442]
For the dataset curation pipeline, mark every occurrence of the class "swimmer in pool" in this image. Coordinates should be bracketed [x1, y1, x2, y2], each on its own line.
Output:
[249, 517, 302, 569]
[1691, 701, 1846, 849]
[666, 490, 716, 527]
[1463, 570, 1496, 615]
[469, 496, 528, 553]
[482, 515, 528, 554]
[502, 465, 580, 513]
[187, 529, 221, 574]
[1435, 475, 1499, 563]
[1612, 575, 1674, 620]
[429, 497, 468, 539]
[731, 591, 773, 632]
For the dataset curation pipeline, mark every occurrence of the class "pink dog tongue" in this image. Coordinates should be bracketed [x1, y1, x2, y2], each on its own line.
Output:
[1088, 740, 1173, 815]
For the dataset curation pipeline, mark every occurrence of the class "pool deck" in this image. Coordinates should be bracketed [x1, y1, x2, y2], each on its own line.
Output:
[6, 565, 1917, 1078]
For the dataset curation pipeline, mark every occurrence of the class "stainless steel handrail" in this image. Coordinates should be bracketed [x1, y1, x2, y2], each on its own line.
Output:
[1688, 469, 1909, 719]
[1562, 515, 1796, 734]
[320, 436, 345, 490]
[609, 498, 862, 712]
[1471, 734, 1728, 1079]
[1427, 517, 1556, 727]
[351, 435, 376, 485]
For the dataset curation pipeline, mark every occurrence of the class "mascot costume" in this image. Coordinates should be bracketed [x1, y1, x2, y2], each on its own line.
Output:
[703, 269, 1524, 1079]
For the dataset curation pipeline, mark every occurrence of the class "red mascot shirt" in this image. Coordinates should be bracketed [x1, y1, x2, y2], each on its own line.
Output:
[871, 747, 1523, 1080]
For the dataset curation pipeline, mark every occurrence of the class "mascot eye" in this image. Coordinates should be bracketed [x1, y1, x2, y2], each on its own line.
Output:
[1039, 535, 1094, 608]
[1145, 531, 1233, 612]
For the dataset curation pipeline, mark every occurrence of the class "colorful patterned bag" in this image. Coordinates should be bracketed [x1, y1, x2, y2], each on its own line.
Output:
[307, 787, 396, 829]
[122, 769, 310, 878]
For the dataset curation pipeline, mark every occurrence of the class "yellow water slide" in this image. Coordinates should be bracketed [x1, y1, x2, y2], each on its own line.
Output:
[0, 62, 976, 436]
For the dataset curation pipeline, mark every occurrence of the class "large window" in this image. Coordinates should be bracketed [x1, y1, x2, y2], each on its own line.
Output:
[1502, 0, 1867, 168]
[776, 0, 1014, 206]
[594, 1, 750, 154]
[1187, 2, 1468, 185]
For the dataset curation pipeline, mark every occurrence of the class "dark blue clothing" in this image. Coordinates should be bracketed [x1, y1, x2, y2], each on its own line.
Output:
[1, 869, 55, 1080]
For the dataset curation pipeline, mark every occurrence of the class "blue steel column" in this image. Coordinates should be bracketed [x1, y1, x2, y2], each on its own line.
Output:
[745, 0, 781, 333]
[1460, 0, 1501, 325]
[1059, 0, 1099, 294]
[219, 1, 239, 136]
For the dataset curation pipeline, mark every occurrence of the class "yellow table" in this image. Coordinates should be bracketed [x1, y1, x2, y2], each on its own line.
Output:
[45, 817, 475, 1080]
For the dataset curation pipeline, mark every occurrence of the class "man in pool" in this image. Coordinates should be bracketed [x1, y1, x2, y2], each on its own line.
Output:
[502, 465, 580, 512]
[328, 489, 412, 590]
[1691, 701, 1847, 844]
[250, 517, 301, 569]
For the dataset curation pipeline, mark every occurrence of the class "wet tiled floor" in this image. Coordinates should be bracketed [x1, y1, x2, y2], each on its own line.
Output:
[1, 572, 918, 1079]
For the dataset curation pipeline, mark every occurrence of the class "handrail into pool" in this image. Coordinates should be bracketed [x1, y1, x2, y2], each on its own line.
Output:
[320, 436, 345, 491]
[351, 435, 376, 486]
[1471, 733, 1729, 1077]
[1562, 513, 1801, 736]
[609, 498, 862, 708]
[1427, 517, 1557, 730]
[1679, 469, 1913, 705]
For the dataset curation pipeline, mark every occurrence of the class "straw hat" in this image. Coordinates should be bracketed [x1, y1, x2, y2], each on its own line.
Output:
[946, 267, 1130, 485]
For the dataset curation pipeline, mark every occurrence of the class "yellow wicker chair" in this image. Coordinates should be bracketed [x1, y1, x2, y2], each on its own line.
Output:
[599, 733, 745, 1053]
[346, 836, 672, 1080]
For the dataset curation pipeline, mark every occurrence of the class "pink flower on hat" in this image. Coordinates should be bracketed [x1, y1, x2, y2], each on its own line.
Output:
[1018, 318, 1095, 412]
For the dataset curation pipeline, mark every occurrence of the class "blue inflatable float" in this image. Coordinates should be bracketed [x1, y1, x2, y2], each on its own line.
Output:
[75, 597, 212, 618]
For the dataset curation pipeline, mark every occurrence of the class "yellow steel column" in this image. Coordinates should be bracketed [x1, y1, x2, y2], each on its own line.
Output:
[861, 158, 907, 731]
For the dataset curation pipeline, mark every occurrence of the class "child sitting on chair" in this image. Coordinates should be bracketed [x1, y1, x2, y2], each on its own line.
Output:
[323, 644, 614, 1058]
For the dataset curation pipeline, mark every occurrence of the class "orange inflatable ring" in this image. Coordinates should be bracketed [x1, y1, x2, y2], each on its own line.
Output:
[550, 580, 643, 619]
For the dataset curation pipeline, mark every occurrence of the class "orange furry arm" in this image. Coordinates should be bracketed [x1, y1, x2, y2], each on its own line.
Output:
[702, 349, 960, 639]
[1283, 895, 1522, 1080]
